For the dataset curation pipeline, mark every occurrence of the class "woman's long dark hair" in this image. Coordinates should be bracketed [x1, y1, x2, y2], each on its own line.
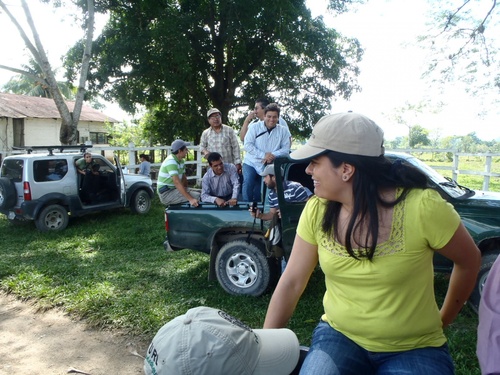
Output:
[321, 151, 429, 260]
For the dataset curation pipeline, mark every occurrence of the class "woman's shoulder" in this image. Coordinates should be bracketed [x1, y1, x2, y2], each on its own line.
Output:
[406, 187, 442, 202]
[303, 195, 328, 212]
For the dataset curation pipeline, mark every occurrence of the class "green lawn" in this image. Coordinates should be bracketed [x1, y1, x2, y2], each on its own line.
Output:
[3, 154, 494, 375]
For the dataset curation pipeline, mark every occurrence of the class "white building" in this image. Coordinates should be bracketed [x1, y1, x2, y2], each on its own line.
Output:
[0, 92, 118, 150]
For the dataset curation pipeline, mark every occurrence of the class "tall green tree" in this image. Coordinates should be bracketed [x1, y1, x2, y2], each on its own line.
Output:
[64, 0, 362, 144]
[409, 125, 431, 148]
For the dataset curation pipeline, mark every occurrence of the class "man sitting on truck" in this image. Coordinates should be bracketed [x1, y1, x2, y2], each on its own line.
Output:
[158, 139, 201, 207]
[201, 152, 240, 207]
[250, 164, 313, 246]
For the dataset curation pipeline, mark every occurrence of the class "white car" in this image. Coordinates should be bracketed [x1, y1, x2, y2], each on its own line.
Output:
[0, 145, 154, 231]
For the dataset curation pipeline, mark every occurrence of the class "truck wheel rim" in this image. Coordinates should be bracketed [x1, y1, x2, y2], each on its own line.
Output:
[225, 252, 258, 288]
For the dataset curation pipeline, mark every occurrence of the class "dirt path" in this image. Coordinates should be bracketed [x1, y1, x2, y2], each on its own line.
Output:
[0, 292, 149, 375]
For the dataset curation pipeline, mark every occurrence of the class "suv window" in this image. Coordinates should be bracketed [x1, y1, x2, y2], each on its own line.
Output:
[1, 159, 23, 182]
[33, 159, 68, 182]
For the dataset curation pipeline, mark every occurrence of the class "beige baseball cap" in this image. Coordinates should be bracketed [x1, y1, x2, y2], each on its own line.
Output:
[144, 306, 300, 375]
[207, 108, 221, 117]
[290, 112, 385, 160]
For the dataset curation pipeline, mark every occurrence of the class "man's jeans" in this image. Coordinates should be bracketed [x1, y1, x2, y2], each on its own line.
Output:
[300, 321, 454, 375]
[242, 163, 262, 202]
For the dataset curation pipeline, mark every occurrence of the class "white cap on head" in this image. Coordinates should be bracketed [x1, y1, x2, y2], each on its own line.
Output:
[144, 306, 300, 375]
[290, 112, 385, 161]
[260, 164, 275, 177]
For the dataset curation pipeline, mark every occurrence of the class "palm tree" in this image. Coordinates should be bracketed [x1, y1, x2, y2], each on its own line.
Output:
[1, 57, 75, 99]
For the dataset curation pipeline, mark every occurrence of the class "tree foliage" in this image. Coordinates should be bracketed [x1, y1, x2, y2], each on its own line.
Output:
[409, 125, 431, 148]
[420, 0, 500, 104]
[64, 0, 363, 144]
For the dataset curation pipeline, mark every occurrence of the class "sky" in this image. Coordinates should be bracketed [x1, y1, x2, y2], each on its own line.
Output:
[0, 0, 498, 141]
[307, 0, 500, 141]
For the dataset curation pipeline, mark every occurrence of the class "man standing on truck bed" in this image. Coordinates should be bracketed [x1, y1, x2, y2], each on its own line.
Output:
[239, 98, 289, 142]
[200, 108, 242, 175]
[242, 103, 291, 202]
[201, 152, 240, 207]
[158, 139, 200, 207]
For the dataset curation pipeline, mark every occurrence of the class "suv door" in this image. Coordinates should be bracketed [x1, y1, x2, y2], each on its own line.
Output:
[114, 155, 127, 206]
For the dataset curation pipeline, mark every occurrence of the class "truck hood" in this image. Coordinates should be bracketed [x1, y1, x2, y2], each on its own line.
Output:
[468, 190, 500, 207]
[123, 173, 152, 185]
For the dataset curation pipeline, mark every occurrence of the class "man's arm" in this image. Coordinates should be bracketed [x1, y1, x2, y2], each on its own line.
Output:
[250, 206, 278, 221]
[75, 159, 86, 175]
[243, 122, 265, 159]
[172, 174, 199, 206]
[239, 112, 256, 141]
[228, 164, 240, 202]
[199, 129, 210, 158]
[271, 127, 292, 158]
[229, 128, 242, 166]
[200, 174, 217, 204]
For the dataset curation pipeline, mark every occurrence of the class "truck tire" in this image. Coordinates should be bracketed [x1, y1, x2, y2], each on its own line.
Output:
[35, 204, 69, 232]
[130, 189, 151, 214]
[468, 251, 500, 312]
[0, 177, 17, 210]
[216, 240, 272, 297]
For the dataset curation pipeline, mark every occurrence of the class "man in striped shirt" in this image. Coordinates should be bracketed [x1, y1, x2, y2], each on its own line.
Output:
[250, 164, 313, 222]
[157, 139, 200, 207]
[242, 103, 291, 202]
[200, 152, 240, 207]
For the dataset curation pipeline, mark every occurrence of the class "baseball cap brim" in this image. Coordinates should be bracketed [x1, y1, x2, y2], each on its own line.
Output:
[289, 143, 327, 161]
[253, 328, 300, 375]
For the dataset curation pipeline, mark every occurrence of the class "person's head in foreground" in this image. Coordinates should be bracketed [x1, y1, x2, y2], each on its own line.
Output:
[144, 306, 300, 375]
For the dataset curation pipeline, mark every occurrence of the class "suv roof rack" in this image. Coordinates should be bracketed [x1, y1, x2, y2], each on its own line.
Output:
[12, 144, 93, 155]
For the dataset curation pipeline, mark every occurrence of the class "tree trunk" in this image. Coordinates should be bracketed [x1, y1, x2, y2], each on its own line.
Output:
[0, 0, 95, 145]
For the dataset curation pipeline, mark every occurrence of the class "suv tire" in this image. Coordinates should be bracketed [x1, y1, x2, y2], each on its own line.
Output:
[215, 240, 271, 297]
[0, 177, 17, 210]
[130, 189, 152, 214]
[35, 204, 69, 232]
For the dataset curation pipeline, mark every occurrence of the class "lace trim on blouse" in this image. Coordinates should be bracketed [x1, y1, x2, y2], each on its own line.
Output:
[319, 189, 406, 258]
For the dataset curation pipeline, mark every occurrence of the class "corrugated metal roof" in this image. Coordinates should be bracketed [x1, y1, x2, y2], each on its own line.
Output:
[0, 92, 119, 123]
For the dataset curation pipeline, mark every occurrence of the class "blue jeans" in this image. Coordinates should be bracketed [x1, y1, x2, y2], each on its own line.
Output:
[242, 163, 262, 202]
[300, 321, 454, 375]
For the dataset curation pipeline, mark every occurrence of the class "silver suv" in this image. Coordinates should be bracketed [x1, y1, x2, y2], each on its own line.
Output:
[0, 145, 154, 231]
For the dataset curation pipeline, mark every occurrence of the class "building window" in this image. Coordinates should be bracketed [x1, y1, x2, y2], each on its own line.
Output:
[89, 132, 109, 144]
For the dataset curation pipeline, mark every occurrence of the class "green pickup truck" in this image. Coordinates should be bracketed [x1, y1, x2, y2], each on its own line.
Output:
[164, 152, 500, 311]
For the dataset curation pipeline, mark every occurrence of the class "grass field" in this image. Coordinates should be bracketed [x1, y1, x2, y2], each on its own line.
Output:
[1, 158, 497, 374]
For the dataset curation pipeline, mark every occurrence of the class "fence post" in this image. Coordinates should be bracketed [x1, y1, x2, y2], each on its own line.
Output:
[483, 155, 492, 191]
[128, 142, 135, 173]
[452, 152, 459, 181]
